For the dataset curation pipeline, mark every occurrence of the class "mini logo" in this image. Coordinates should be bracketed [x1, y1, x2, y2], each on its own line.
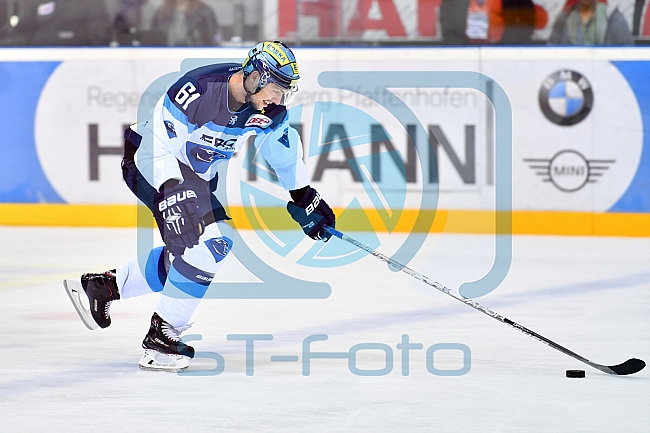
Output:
[245, 114, 272, 128]
[524, 150, 615, 192]
[539, 70, 593, 126]
[228, 115, 238, 126]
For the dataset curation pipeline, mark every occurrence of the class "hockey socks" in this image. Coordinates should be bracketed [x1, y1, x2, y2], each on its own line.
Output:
[155, 257, 213, 327]
[117, 246, 170, 299]
[139, 258, 212, 372]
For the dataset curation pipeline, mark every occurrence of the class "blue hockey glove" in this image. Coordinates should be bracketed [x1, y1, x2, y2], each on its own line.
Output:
[287, 186, 335, 241]
[153, 180, 205, 251]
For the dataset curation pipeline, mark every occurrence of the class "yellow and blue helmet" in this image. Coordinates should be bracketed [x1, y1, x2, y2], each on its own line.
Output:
[242, 41, 299, 104]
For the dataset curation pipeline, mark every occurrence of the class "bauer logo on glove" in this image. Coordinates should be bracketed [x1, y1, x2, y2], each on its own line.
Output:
[305, 192, 321, 216]
[158, 189, 198, 212]
[287, 186, 335, 241]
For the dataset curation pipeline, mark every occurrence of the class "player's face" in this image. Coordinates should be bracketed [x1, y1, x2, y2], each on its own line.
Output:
[249, 82, 287, 110]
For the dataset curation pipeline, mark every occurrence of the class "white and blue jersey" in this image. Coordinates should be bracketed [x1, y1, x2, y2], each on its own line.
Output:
[131, 63, 310, 192]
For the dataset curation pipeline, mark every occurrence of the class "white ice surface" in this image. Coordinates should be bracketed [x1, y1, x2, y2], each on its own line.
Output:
[0, 227, 648, 432]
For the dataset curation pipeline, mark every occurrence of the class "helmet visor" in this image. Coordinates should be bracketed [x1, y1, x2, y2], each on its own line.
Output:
[266, 79, 298, 106]
[280, 85, 298, 105]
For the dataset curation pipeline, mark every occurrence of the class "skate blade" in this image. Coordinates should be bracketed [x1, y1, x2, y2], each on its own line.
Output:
[63, 279, 98, 330]
[138, 350, 190, 373]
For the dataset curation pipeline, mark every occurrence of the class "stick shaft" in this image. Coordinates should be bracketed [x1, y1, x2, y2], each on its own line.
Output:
[325, 227, 615, 374]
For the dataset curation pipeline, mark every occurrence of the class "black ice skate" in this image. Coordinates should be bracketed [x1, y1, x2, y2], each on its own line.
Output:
[139, 312, 195, 372]
[63, 271, 120, 330]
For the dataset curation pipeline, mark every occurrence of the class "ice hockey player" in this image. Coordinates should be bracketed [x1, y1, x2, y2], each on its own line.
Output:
[64, 41, 336, 372]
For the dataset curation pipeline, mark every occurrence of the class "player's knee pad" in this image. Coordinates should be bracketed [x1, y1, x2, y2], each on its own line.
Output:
[167, 255, 214, 298]
[180, 221, 233, 275]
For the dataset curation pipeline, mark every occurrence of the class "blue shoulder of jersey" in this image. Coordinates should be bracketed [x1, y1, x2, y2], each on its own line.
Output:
[166, 63, 242, 112]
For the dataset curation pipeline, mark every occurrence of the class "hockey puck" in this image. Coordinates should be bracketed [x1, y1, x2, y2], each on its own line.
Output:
[566, 369, 586, 378]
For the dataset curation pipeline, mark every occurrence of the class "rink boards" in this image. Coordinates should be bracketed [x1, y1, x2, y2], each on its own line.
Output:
[0, 47, 648, 236]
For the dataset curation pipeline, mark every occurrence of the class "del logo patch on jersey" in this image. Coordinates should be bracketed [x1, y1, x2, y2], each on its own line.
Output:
[245, 114, 272, 128]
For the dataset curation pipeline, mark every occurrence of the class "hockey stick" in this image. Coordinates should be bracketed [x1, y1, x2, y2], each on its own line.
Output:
[324, 226, 645, 376]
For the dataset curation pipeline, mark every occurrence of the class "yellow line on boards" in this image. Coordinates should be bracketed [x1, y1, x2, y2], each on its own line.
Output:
[0, 204, 648, 237]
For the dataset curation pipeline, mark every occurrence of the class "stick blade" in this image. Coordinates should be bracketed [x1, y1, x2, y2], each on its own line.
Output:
[608, 358, 646, 376]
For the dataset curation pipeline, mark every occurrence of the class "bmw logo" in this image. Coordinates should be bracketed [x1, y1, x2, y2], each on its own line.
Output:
[538, 70, 593, 126]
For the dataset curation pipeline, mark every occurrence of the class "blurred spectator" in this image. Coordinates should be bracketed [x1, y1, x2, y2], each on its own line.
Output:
[500, 0, 537, 44]
[112, 0, 147, 45]
[0, 2, 7, 31]
[440, 0, 537, 44]
[151, 0, 218, 46]
[549, 0, 633, 44]
[440, 0, 471, 44]
[0, 0, 111, 46]
[632, 0, 649, 40]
